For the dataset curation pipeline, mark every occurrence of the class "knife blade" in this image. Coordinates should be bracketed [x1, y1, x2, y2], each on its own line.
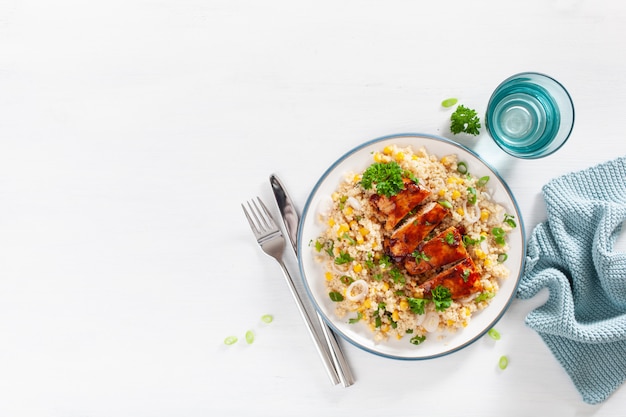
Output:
[270, 173, 355, 387]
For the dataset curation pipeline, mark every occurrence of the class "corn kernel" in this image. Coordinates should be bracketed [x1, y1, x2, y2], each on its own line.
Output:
[363, 298, 372, 309]
[338, 223, 349, 234]
[327, 218, 335, 227]
[396, 333, 403, 340]
[381, 324, 390, 333]
[359, 227, 370, 236]
[456, 208, 465, 216]
[353, 174, 360, 183]
[438, 189, 447, 197]
[356, 236, 364, 244]
[451, 190, 461, 200]
[394, 152, 405, 162]
[399, 299, 409, 311]
[382, 282, 390, 292]
[480, 209, 490, 221]
[349, 220, 357, 228]
[325, 271, 333, 281]
[373, 152, 384, 162]
[440, 156, 449, 165]
[344, 206, 353, 216]
[462, 321, 469, 328]
[353, 263, 363, 273]
[392, 310, 400, 322]
[475, 249, 487, 259]
[383, 146, 393, 155]
[484, 259, 492, 267]
[331, 192, 339, 201]
[447, 319, 455, 326]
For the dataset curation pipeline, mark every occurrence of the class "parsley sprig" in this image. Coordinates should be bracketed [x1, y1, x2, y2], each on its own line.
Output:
[361, 161, 406, 197]
[450, 104, 481, 136]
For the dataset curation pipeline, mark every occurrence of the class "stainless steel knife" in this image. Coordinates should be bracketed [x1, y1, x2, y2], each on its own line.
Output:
[270, 174, 355, 387]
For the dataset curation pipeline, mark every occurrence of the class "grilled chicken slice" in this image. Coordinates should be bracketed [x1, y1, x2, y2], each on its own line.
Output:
[369, 178, 431, 231]
[404, 226, 468, 275]
[386, 202, 450, 260]
[417, 256, 482, 300]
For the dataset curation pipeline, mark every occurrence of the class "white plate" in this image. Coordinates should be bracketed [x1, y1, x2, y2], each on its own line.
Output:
[297, 133, 526, 360]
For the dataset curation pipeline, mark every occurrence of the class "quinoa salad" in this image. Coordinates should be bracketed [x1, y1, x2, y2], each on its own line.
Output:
[311, 144, 517, 346]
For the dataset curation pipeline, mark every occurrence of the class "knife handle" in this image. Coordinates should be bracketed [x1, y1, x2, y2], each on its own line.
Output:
[317, 312, 355, 387]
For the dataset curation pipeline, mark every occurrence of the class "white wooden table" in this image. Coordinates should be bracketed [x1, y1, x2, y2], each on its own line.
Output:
[1, 1, 625, 416]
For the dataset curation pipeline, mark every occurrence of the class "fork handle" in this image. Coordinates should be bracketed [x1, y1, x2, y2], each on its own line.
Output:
[275, 259, 341, 385]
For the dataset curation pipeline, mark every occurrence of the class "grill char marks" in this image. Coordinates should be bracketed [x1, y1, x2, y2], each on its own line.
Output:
[415, 256, 482, 300]
[369, 178, 431, 231]
[404, 226, 468, 275]
[386, 202, 450, 261]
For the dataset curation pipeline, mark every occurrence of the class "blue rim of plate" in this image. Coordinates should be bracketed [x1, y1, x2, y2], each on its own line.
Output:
[297, 133, 526, 360]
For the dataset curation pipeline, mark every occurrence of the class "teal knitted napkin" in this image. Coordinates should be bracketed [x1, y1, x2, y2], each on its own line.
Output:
[516, 156, 626, 405]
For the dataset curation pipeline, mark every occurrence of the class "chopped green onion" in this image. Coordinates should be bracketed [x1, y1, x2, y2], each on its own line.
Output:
[340, 275, 354, 285]
[245, 330, 255, 344]
[329, 291, 344, 302]
[487, 328, 501, 340]
[475, 291, 495, 303]
[492, 227, 506, 245]
[504, 214, 517, 228]
[438, 200, 453, 209]
[456, 161, 468, 174]
[497, 253, 508, 263]
[261, 314, 274, 324]
[410, 334, 427, 345]
[467, 187, 477, 205]
[499, 355, 509, 370]
[224, 336, 238, 345]
[477, 176, 490, 187]
[441, 98, 458, 108]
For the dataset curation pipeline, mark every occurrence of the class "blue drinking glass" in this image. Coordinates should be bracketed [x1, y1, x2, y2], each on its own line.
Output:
[485, 72, 575, 159]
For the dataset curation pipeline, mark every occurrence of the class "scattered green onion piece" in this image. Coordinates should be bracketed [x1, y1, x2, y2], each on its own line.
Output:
[477, 176, 490, 187]
[467, 187, 477, 205]
[245, 330, 255, 344]
[261, 314, 274, 324]
[504, 214, 517, 228]
[488, 328, 501, 340]
[329, 291, 344, 302]
[441, 98, 458, 108]
[410, 335, 427, 345]
[497, 253, 508, 263]
[224, 336, 238, 345]
[456, 161, 468, 174]
[499, 355, 509, 370]
[340, 275, 354, 285]
[438, 200, 453, 209]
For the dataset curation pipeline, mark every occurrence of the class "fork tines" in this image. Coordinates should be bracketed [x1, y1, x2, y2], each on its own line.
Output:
[242, 197, 279, 238]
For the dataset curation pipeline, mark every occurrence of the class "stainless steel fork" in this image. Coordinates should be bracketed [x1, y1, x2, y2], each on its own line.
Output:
[242, 197, 341, 385]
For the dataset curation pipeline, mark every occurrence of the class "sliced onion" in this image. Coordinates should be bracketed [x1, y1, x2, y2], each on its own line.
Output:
[345, 196, 362, 211]
[463, 201, 481, 223]
[346, 279, 369, 302]
[414, 311, 426, 327]
[422, 312, 440, 333]
[316, 195, 333, 220]
[480, 237, 489, 253]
